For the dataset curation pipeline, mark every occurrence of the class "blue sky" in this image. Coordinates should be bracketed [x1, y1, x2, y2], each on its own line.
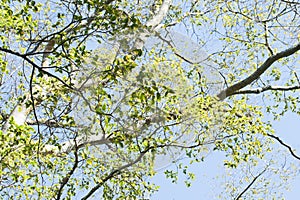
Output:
[151, 112, 300, 199]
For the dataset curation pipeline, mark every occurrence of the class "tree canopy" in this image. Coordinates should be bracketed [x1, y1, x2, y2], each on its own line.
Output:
[0, 0, 299, 199]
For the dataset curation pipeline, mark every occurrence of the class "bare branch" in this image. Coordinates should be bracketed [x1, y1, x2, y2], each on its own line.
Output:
[294, 71, 300, 85]
[55, 140, 79, 200]
[146, 0, 172, 29]
[234, 167, 267, 200]
[81, 151, 148, 200]
[156, 32, 198, 65]
[232, 85, 300, 95]
[263, 22, 274, 55]
[267, 133, 300, 161]
[217, 42, 300, 100]
[281, 0, 300, 5]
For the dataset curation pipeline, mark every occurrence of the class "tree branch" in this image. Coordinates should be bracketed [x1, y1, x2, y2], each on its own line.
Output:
[281, 0, 300, 5]
[217, 42, 300, 100]
[0, 47, 74, 90]
[267, 133, 300, 161]
[132, 0, 172, 51]
[231, 85, 300, 95]
[234, 167, 267, 200]
[81, 151, 148, 200]
[55, 140, 79, 200]
[146, 0, 172, 29]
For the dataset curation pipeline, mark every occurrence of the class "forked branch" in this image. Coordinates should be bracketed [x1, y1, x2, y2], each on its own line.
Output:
[217, 42, 300, 100]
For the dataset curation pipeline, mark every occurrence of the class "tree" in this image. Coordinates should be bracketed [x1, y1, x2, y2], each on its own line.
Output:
[0, 0, 299, 199]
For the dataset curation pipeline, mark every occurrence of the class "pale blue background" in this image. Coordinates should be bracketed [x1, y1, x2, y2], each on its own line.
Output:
[152, 112, 300, 199]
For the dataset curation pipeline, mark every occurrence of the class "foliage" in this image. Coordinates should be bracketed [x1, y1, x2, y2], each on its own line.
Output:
[0, 0, 299, 199]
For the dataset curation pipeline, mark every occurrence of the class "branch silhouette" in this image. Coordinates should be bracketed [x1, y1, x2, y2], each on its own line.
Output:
[267, 133, 300, 161]
[217, 43, 300, 100]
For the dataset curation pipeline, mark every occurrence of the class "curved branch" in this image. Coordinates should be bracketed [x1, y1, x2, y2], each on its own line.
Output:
[146, 0, 172, 28]
[81, 151, 147, 200]
[281, 0, 300, 5]
[55, 140, 79, 200]
[267, 133, 300, 161]
[0, 47, 73, 90]
[217, 42, 300, 100]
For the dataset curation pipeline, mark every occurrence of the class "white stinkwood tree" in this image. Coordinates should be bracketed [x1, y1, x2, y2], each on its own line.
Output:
[0, 0, 299, 199]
